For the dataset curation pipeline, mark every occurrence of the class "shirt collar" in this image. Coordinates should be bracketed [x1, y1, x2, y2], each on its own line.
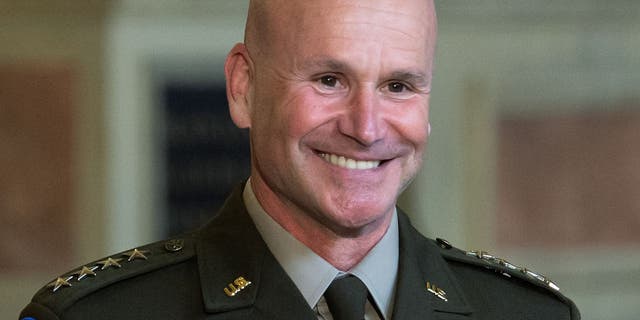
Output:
[243, 180, 399, 319]
[350, 211, 399, 320]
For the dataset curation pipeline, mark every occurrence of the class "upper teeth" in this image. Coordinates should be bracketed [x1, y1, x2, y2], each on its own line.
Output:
[320, 153, 380, 170]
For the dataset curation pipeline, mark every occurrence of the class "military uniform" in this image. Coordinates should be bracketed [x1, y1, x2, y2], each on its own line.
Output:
[20, 186, 580, 319]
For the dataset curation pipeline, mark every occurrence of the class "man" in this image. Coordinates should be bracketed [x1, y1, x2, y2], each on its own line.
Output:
[20, 0, 580, 319]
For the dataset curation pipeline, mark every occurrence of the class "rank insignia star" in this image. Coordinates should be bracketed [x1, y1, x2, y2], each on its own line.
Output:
[72, 266, 99, 281]
[122, 248, 149, 262]
[96, 257, 123, 270]
[47, 276, 73, 293]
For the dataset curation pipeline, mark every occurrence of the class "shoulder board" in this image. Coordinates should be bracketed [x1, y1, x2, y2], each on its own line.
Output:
[29, 235, 196, 315]
[433, 238, 568, 300]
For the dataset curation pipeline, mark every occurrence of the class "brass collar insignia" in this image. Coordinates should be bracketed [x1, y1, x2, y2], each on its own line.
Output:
[426, 281, 448, 302]
[224, 276, 252, 297]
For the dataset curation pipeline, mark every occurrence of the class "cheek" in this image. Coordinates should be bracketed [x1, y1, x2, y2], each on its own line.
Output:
[280, 88, 339, 140]
[391, 102, 430, 149]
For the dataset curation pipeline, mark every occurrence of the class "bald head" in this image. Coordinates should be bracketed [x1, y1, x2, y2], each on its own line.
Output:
[244, 0, 437, 68]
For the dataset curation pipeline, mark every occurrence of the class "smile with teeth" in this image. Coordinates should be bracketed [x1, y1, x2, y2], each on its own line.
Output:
[319, 153, 381, 170]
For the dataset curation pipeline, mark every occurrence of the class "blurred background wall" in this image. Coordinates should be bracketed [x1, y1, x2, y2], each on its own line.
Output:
[1, 0, 639, 318]
[0, 0, 108, 315]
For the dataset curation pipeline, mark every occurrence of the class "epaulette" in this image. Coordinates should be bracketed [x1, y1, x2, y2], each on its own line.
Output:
[28, 235, 196, 315]
[433, 238, 569, 301]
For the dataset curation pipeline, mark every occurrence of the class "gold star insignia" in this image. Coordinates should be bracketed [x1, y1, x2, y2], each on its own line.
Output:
[72, 266, 99, 281]
[122, 248, 149, 262]
[96, 257, 123, 270]
[47, 276, 73, 293]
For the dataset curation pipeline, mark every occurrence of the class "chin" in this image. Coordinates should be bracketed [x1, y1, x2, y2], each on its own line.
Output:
[324, 204, 392, 234]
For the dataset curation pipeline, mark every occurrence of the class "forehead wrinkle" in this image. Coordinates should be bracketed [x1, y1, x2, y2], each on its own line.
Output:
[329, 2, 433, 21]
[334, 21, 426, 44]
[334, 2, 435, 34]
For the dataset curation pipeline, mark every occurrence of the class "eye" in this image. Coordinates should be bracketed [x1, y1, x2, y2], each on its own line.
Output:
[387, 82, 407, 93]
[381, 81, 417, 100]
[313, 74, 347, 93]
[319, 75, 339, 88]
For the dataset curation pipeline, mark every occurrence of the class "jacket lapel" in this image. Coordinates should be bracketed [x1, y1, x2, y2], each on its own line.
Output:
[392, 211, 474, 320]
[196, 186, 316, 319]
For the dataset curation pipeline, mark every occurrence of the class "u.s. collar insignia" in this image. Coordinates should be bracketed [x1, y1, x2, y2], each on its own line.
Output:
[224, 276, 252, 297]
[426, 281, 448, 302]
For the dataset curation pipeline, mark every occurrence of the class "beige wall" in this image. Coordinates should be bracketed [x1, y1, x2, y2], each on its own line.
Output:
[0, 1, 108, 316]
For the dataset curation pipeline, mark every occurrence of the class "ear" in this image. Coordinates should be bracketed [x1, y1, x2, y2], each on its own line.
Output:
[225, 43, 253, 128]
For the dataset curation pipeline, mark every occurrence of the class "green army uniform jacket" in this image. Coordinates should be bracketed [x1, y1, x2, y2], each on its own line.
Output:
[21, 186, 580, 319]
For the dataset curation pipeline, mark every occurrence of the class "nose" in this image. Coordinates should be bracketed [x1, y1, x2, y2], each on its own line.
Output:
[338, 87, 386, 146]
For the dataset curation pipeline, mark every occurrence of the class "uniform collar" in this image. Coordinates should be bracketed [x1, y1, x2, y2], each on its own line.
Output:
[243, 180, 399, 319]
[391, 210, 474, 319]
[194, 183, 473, 319]
[195, 184, 315, 318]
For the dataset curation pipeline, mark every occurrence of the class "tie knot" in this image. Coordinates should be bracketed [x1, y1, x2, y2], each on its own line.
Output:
[324, 275, 368, 320]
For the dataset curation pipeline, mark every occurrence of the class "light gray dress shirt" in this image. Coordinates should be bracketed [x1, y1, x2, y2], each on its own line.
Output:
[243, 180, 399, 319]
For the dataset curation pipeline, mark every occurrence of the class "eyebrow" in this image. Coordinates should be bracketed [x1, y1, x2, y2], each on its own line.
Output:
[300, 56, 350, 73]
[387, 70, 431, 89]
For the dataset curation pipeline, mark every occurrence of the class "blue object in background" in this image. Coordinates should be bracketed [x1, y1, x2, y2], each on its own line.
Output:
[163, 84, 251, 236]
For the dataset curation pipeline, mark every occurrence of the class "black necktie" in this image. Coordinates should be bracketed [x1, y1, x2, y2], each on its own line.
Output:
[324, 275, 368, 320]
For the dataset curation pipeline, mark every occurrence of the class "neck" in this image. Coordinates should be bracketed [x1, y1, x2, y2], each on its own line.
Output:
[291, 215, 392, 271]
[250, 180, 393, 271]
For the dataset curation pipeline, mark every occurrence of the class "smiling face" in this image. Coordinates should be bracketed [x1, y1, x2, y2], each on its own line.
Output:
[226, 0, 437, 237]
